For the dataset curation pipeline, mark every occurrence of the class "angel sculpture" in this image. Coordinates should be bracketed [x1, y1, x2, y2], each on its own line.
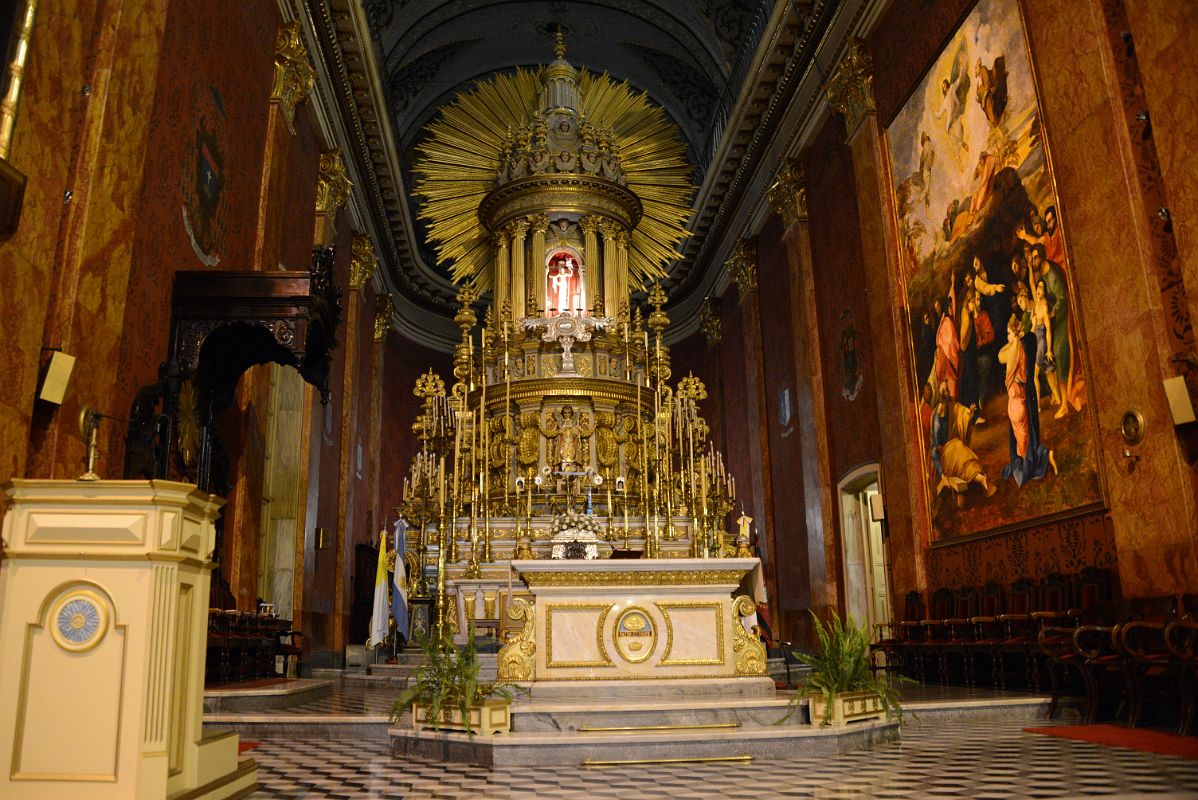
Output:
[541, 405, 594, 471]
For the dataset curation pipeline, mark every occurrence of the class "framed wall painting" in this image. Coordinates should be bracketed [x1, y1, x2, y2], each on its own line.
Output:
[884, 0, 1102, 544]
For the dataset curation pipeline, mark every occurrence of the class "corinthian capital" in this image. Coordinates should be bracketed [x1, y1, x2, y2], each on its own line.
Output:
[725, 239, 758, 299]
[349, 234, 378, 292]
[271, 21, 314, 134]
[825, 39, 876, 140]
[767, 157, 807, 228]
[374, 294, 394, 342]
[529, 214, 550, 235]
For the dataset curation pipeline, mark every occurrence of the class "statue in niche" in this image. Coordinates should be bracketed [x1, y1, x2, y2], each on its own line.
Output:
[547, 250, 583, 315]
[541, 405, 594, 472]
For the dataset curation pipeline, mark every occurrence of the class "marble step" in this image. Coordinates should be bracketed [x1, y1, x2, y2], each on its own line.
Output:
[389, 716, 897, 766]
[508, 694, 804, 732]
[342, 671, 410, 688]
[524, 676, 776, 700]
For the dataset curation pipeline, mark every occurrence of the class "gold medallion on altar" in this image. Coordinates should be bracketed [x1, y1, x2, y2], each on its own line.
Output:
[613, 607, 656, 663]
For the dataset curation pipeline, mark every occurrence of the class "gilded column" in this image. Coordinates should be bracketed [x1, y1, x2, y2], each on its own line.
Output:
[615, 228, 630, 320]
[509, 219, 530, 319]
[493, 231, 511, 321]
[529, 214, 549, 314]
[827, 38, 926, 593]
[599, 220, 618, 318]
[580, 215, 601, 312]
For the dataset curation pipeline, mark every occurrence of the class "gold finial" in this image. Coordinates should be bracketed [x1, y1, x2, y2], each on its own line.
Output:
[554, 30, 566, 60]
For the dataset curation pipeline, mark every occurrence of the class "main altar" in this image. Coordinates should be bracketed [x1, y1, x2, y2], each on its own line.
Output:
[386, 34, 899, 765]
[395, 32, 748, 647]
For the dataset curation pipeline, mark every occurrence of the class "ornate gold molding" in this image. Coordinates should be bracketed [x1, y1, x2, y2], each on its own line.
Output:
[825, 39, 876, 140]
[479, 175, 642, 233]
[698, 297, 722, 347]
[349, 234, 378, 292]
[497, 598, 536, 680]
[271, 21, 314, 134]
[373, 293, 393, 342]
[732, 595, 767, 676]
[314, 148, 352, 245]
[316, 149, 352, 215]
[767, 158, 807, 228]
[520, 570, 746, 587]
[726, 239, 758, 299]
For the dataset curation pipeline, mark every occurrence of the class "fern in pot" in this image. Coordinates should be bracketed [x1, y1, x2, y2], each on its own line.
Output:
[390, 625, 513, 735]
[788, 611, 910, 727]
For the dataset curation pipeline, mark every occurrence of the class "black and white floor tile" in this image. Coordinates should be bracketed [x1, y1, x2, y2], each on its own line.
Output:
[246, 718, 1198, 799]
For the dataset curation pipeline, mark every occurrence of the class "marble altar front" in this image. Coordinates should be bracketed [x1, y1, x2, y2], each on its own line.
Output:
[498, 557, 766, 685]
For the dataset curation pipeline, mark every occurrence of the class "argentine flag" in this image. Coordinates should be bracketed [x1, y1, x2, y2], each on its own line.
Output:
[391, 520, 410, 643]
[366, 530, 389, 648]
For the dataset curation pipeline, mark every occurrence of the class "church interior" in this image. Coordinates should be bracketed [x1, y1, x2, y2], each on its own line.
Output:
[2, 0, 1198, 798]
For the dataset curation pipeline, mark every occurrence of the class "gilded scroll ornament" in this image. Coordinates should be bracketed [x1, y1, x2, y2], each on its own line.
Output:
[732, 594, 767, 676]
[316, 149, 352, 216]
[825, 39, 876, 139]
[767, 158, 807, 227]
[349, 234, 378, 291]
[373, 294, 394, 342]
[271, 21, 314, 134]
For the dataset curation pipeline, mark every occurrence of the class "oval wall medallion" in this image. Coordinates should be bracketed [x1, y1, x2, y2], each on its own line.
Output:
[50, 590, 108, 653]
[613, 606, 656, 664]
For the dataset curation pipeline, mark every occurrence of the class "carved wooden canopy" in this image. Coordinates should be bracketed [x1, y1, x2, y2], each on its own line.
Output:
[125, 248, 343, 495]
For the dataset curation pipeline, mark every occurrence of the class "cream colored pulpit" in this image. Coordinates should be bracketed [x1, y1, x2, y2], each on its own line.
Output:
[0, 480, 258, 799]
[499, 558, 768, 688]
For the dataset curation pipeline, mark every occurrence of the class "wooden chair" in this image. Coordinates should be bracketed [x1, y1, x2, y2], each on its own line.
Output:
[1116, 596, 1187, 729]
[1037, 571, 1111, 718]
[940, 586, 979, 686]
[917, 588, 954, 685]
[871, 590, 923, 678]
[993, 577, 1038, 690]
[1164, 616, 1198, 735]
[967, 582, 1005, 688]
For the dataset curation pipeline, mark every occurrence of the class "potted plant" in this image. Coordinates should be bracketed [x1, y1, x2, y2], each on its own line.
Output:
[789, 612, 909, 727]
[390, 626, 513, 735]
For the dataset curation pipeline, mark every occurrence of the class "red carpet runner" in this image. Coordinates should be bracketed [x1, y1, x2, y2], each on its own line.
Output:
[1024, 724, 1198, 760]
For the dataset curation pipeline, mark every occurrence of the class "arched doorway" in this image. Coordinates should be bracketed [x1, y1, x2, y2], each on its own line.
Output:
[837, 463, 891, 641]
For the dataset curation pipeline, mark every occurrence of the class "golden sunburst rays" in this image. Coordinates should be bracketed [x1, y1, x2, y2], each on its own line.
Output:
[412, 67, 694, 291]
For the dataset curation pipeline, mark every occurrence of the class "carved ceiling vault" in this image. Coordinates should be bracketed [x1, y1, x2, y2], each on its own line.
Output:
[290, 0, 869, 349]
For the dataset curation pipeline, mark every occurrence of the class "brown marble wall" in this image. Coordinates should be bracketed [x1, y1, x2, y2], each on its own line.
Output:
[804, 117, 883, 488]
[0, 0, 401, 666]
[6, 2, 173, 482]
[717, 284, 779, 608]
[852, 0, 1198, 600]
[1017, 0, 1197, 596]
[756, 214, 813, 634]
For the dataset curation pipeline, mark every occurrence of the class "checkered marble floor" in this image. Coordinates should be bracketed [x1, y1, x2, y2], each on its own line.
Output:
[246, 718, 1198, 799]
